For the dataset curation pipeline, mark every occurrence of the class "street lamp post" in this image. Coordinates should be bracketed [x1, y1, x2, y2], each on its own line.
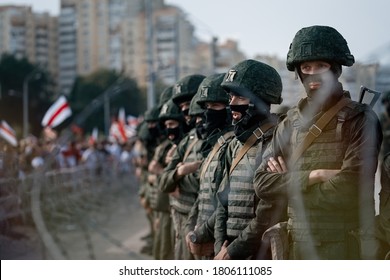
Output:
[23, 69, 41, 138]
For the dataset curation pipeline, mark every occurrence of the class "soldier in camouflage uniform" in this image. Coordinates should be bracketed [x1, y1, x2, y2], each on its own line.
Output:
[379, 91, 390, 160]
[148, 97, 184, 260]
[136, 106, 163, 255]
[254, 25, 382, 259]
[158, 85, 174, 109]
[184, 73, 235, 259]
[172, 74, 206, 134]
[376, 91, 390, 259]
[158, 75, 205, 260]
[376, 152, 390, 259]
[213, 59, 283, 260]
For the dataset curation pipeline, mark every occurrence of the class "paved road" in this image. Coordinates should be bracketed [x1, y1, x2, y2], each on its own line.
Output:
[0, 168, 383, 260]
[0, 179, 152, 260]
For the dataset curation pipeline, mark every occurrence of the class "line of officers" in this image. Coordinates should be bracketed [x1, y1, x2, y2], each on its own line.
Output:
[133, 25, 390, 260]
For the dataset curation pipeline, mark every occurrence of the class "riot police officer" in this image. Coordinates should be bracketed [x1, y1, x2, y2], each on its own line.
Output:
[213, 59, 283, 260]
[159, 74, 205, 259]
[376, 152, 390, 259]
[254, 25, 383, 259]
[148, 98, 184, 259]
[184, 73, 234, 259]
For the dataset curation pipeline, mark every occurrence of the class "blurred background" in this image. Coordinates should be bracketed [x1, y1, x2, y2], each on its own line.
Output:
[0, 0, 388, 260]
[0, 0, 389, 139]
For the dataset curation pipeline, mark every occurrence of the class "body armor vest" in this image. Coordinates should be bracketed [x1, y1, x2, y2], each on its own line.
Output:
[197, 131, 234, 225]
[148, 182, 159, 210]
[169, 131, 204, 214]
[151, 139, 173, 212]
[287, 100, 366, 242]
[226, 137, 265, 238]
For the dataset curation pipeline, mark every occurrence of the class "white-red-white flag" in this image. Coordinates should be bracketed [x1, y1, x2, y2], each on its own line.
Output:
[0, 120, 18, 147]
[109, 108, 131, 143]
[88, 127, 98, 145]
[117, 108, 127, 143]
[126, 115, 138, 138]
[41, 95, 72, 128]
[127, 115, 139, 129]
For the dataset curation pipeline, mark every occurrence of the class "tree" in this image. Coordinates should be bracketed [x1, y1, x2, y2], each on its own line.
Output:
[68, 69, 146, 136]
[0, 53, 52, 138]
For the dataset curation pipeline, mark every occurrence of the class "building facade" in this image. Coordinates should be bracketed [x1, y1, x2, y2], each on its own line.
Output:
[3, 1, 385, 110]
[0, 5, 58, 87]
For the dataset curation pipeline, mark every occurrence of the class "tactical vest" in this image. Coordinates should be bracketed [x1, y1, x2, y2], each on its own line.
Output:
[169, 131, 204, 214]
[148, 182, 159, 210]
[286, 100, 367, 243]
[151, 139, 173, 212]
[197, 131, 235, 225]
[226, 135, 269, 238]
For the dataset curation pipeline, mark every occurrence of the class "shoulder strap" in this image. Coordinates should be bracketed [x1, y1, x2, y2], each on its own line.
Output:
[229, 122, 274, 175]
[200, 131, 235, 179]
[289, 97, 353, 166]
[183, 137, 199, 162]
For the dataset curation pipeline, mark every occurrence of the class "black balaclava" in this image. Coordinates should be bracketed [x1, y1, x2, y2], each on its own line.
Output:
[147, 123, 161, 139]
[194, 115, 206, 139]
[181, 108, 194, 134]
[166, 125, 183, 145]
[203, 108, 228, 135]
[298, 62, 343, 113]
[230, 102, 270, 142]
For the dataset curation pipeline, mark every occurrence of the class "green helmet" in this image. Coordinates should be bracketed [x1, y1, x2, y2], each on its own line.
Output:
[137, 121, 149, 141]
[286, 25, 355, 71]
[171, 74, 206, 106]
[189, 91, 205, 116]
[159, 99, 183, 122]
[221, 59, 282, 105]
[196, 73, 229, 108]
[144, 106, 160, 122]
[158, 85, 173, 108]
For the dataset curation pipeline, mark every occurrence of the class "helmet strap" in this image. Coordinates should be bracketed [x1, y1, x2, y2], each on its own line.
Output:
[294, 68, 299, 80]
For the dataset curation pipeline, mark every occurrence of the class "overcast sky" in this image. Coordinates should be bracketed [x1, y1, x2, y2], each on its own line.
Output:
[4, 0, 390, 62]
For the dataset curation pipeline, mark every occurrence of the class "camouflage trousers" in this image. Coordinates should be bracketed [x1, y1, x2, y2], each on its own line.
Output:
[171, 208, 194, 260]
[153, 211, 174, 260]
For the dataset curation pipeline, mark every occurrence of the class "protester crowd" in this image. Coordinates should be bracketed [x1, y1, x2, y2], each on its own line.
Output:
[1, 25, 389, 260]
[0, 134, 137, 181]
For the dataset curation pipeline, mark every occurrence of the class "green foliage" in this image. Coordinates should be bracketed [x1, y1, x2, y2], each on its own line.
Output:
[68, 69, 146, 134]
[0, 53, 52, 137]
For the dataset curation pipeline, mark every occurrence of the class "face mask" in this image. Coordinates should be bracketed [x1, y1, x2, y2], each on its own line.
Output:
[194, 117, 206, 139]
[182, 115, 196, 134]
[166, 126, 182, 144]
[231, 104, 269, 139]
[204, 108, 228, 133]
[182, 108, 189, 117]
[300, 69, 338, 99]
[148, 126, 160, 138]
[300, 69, 345, 115]
[229, 104, 249, 124]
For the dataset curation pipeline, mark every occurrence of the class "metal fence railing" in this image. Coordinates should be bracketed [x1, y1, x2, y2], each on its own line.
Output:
[0, 164, 140, 259]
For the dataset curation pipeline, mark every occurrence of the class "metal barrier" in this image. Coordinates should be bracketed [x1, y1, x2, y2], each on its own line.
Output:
[0, 177, 32, 229]
[0, 164, 139, 259]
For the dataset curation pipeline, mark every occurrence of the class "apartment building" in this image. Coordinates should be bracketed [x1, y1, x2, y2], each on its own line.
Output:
[58, 0, 145, 95]
[0, 1, 268, 104]
[0, 5, 58, 85]
[57, 0, 212, 91]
